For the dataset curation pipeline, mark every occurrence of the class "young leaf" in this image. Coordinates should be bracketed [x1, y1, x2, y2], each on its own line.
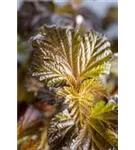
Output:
[58, 79, 108, 127]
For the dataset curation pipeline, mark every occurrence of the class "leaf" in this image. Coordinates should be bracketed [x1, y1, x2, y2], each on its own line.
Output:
[81, 134, 91, 150]
[89, 101, 118, 149]
[18, 105, 44, 139]
[79, 79, 108, 98]
[28, 25, 116, 150]
[47, 101, 117, 150]
[70, 125, 88, 150]
[29, 25, 112, 87]
[48, 111, 91, 150]
[48, 109, 75, 150]
[58, 79, 108, 127]
[89, 118, 117, 149]
[21, 105, 44, 131]
[91, 100, 118, 124]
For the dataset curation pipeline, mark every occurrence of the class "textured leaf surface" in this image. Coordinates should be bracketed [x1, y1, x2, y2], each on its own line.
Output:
[89, 101, 118, 149]
[70, 125, 88, 150]
[30, 25, 112, 87]
[48, 109, 75, 150]
[58, 79, 108, 127]
[28, 25, 117, 150]
[47, 101, 117, 150]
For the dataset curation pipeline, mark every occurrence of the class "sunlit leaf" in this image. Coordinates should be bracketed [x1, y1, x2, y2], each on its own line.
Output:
[89, 100, 118, 149]
[58, 79, 108, 127]
[47, 100, 117, 150]
[30, 25, 112, 87]
[70, 125, 88, 150]
[27, 25, 117, 150]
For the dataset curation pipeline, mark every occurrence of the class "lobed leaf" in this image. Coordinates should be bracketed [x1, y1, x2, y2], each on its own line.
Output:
[29, 25, 112, 87]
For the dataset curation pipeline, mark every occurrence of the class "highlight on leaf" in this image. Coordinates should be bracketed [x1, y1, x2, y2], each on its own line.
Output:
[57, 79, 108, 127]
[27, 25, 117, 150]
[48, 109, 75, 150]
[89, 100, 118, 149]
[48, 100, 118, 150]
[18, 1, 118, 149]
[29, 25, 112, 87]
